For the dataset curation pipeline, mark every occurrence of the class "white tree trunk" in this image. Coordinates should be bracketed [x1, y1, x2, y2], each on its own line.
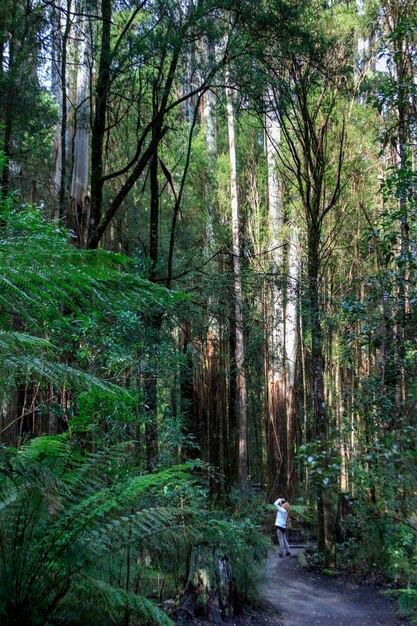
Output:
[285, 231, 298, 389]
[70, 4, 91, 245]
[265, 98, 287, 495]
[285, 229, 299, 483]
[265, 95, 300, 494]
[226, 69, 248, 490]
[265, 99, 284, 383]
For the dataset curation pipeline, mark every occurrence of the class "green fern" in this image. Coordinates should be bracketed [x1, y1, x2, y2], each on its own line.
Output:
[83, 579, 174, 625]
[0, 439, 196, 626]
[0, 202, 180, 410]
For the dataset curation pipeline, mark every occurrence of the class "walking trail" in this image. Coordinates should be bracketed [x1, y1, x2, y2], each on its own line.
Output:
[259, 548, 410, 626]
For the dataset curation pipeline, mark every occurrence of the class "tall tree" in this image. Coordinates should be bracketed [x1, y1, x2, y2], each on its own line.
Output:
[70, 1, 92, 244]
[272, 51, 347, 565]
[87, 0, 232, 249]
[265, 99, 287, 498]
[226, 64, 248, 491]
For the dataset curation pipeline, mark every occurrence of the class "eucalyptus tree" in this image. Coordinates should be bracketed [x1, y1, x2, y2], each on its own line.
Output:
[225, 62, 248, 490]
[268, 37, 350, 564]
[264, 100, 287, 497]
[69, 0, 92, 239]
[263, 94, 300, 498]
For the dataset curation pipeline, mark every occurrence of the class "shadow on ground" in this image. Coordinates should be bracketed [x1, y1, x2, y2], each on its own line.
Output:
[260, 547, 410, 626]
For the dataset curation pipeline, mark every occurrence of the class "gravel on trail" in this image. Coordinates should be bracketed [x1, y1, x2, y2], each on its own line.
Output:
[258, 548, 410, 626]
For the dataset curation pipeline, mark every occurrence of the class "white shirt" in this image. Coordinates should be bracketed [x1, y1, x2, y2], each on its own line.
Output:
[274, 500, 288, 528]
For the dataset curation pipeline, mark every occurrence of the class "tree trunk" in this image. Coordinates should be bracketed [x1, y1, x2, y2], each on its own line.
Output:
[145, 146, 161, 471]
[89, 0, 111, 246]
[50, 0, 63, 209]
[58, 0, 72, 220]
[70, 2, 91, 245]
[265, 101, 287, 498]
[225, 74, 248, 491]
[207, 331, 222, 497]
[308, 228, 335, 567]
[285, 230, 299, 492]
[177, 544, 237, 625]
[0, 32, 15, 196]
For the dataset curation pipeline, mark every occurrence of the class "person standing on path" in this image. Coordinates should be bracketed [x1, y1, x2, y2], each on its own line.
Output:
[274, 497, 291, 558]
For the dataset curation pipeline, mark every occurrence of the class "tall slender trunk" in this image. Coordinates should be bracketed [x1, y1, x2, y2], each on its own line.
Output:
[145, 144, 160, 471]
[228, 285, 239, 485]
[58, 0, 72, 220]
[51, 0, 63, 207]
[285, 230, 299, 492]
[265, 101, 287, 498]
[395, 41, 409, 416]
[207, 331, 222, 496]
[226, 72, 248, 491]
[89, 0, 111, 245]
[70, 3, 91, 245]
[1, 33, 14, 196]
[308, 228, 335, 566]
[201, 40, 225, 491]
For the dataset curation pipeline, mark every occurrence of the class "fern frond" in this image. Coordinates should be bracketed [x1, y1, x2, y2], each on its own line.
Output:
[1, 355, 136, 394]
[0, 443, 197, 625]
[0, 330, 53, 351]
[86, 578, 174, 626]
[0, 239, 175, 326]
[0, 224, 180, 396]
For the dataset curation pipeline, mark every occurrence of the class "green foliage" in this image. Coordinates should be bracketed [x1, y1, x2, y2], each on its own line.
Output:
[0, 438, 271, 624]
[205, 515, 269, 601]
[0, 437, 198, 626]
[0, 199, 178, 439]
[72, 388, 144, 442]
[296, 442, 341, 491]
[385, 588, 417, 625]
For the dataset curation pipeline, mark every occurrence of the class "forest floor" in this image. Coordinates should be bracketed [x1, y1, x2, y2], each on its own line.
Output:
[186, 547, 411, 626]
[244, 547, 410, 626]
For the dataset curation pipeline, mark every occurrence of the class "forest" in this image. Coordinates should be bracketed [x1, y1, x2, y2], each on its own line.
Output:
[0, 0, 416, 624]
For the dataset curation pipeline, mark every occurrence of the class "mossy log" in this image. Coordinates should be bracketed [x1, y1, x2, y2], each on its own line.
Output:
[175, 544, 237, 625]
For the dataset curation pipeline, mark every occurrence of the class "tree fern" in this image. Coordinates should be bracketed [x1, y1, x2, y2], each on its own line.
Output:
[0, 202, 180, 425]
[81, 579, 174, 625]
[0, 439, 197, 626]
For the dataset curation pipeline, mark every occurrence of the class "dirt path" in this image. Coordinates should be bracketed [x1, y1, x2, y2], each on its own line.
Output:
[259, 548, 409, 626]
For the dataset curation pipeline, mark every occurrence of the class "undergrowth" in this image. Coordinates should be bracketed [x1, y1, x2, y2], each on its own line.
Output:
[0, 436, 268, 626]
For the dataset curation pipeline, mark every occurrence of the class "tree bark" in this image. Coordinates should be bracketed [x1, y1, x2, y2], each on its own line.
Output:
[89, 0, 111, 245]
[70, 1, 91, 245]
[177, 544, 237, 625]
[145, 144, 160, 471]
[285, 230, 299, 492]
[265, 100, 287, 498]
[58, 0, 72, 220]
[226, 72, 248, 492]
